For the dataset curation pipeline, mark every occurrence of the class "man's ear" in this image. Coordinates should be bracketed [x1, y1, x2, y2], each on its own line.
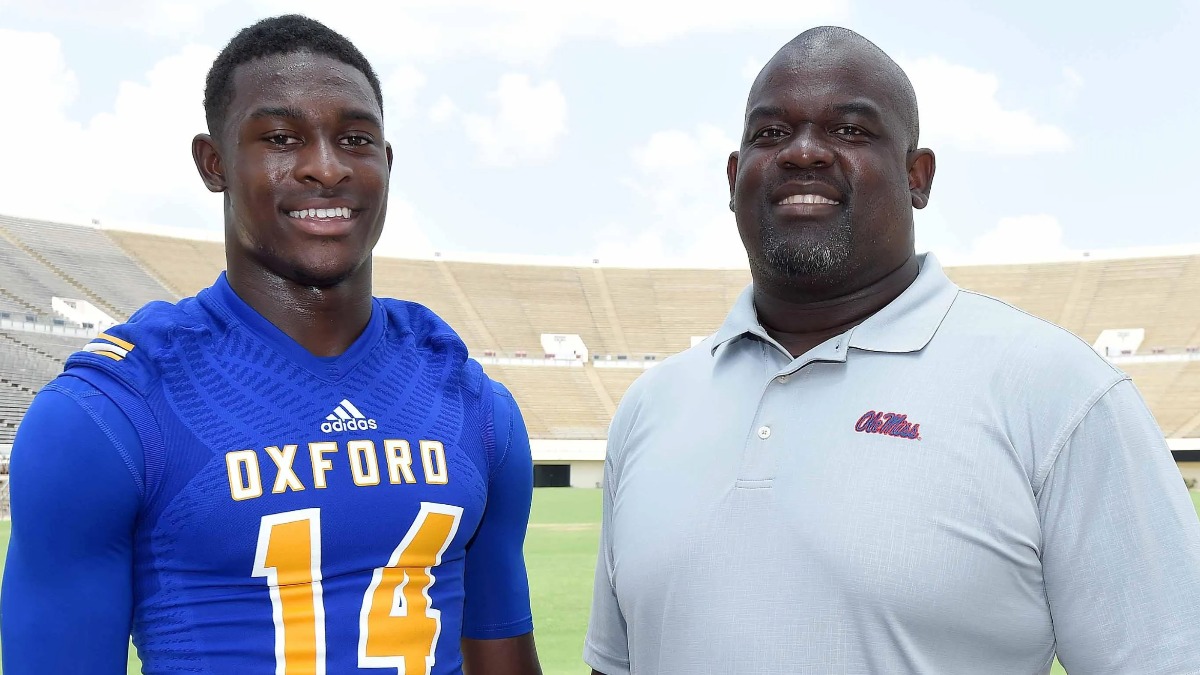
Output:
[907, 148, 935, 209]
[726, 151, 739, 211]
[192, 134, 226, 193]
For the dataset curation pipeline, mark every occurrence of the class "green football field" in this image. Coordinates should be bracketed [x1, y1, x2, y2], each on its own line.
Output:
[0, 488, 1197, 674]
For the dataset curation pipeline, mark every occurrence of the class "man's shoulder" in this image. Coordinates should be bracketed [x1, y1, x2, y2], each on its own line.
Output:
[63, 295, 211, 393]
[376, 297, 467, 350]
[939, 289, 1126, 398]
[376, 297, 487, 400]
[611, 340, 715, 416]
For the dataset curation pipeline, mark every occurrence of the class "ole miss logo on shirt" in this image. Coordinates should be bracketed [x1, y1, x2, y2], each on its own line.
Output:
[855, 410, 921, 440]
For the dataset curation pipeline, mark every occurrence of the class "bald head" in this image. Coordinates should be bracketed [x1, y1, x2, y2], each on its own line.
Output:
[750, 26, 920, 151]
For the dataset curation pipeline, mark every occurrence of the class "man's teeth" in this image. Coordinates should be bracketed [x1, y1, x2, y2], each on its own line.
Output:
[778, 194, 839, 205]
[288, 207, 353, 219]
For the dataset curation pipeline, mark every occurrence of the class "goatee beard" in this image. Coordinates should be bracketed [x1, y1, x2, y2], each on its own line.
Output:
[756, 218, 853, 283]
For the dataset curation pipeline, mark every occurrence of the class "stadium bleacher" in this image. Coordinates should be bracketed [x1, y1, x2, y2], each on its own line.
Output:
[0, 223, 90, 323]
[0, 330, 86, 443]
[0, 215, 175, 319]
[0, 214, 1196, 443]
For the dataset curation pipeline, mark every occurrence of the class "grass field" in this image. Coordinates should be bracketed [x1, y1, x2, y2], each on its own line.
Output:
[0, 488, 1197, 674]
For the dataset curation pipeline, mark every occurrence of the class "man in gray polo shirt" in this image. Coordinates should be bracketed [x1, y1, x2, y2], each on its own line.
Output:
[585, 26, 1200, 675]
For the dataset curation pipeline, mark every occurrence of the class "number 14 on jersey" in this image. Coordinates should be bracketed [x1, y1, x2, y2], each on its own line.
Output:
[252, 502, 463, 674]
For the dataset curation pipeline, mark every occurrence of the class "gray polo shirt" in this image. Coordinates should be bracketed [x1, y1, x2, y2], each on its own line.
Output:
[585, 254, 1200, 675]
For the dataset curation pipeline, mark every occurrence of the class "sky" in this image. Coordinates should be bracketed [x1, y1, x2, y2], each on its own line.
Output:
[0, 0, 1197, 268]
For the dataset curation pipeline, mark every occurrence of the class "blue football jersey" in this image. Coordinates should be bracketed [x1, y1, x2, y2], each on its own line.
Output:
[44, 274, 533, 674]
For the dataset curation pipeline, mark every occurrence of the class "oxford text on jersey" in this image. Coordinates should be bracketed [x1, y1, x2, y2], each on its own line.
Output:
[224, 439, 450, 501]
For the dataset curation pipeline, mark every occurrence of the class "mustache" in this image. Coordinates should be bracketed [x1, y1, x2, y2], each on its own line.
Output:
[766, 171, 850, 200]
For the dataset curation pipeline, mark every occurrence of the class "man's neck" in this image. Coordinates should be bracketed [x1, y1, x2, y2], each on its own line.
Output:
[753, 255, 920, 358]
[226, 262, 374, 358]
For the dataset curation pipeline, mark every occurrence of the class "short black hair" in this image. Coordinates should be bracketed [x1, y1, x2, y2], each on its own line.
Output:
[203, 14, 384, 136]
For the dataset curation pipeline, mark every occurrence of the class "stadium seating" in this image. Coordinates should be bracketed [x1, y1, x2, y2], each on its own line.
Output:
[104, 230, 223, 298]
[0, 222, 90, 323]
[0, 216, 175, 319]
[1123, 360, 1200, 438]
[944, 256, 1200, 353]
[481, 365, 612, 439]
[0, 215, 1197, 441]
[0, 330, 83, 443]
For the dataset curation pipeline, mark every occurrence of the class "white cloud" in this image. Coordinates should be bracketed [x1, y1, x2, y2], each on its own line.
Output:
[82, 44, 220, 223]
[1060, 66, 1084, 102]
[0, 31, 214, 226]
[742, 57, 766, 83]
[0, 31, 433, 251]
[902, 56, 1072, 155]
[381, 64, 427, 121]
[3, 0, 230, 38]
[444, 74, 568, 167]
[0, 29, 87, 223]
[249, 0, 847, 64]
[936, 214, 1072, 265]
[428, 96, 460, 124]
[594, 125, 747, 267]
[375, 194, 437, 259]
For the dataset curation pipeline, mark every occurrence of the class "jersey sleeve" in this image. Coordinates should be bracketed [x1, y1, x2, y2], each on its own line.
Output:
[1038, 378, 1200, 673]
[1, 375, 143, 674]
[460, 381, 535, 640]
[583, 411, 631, 675]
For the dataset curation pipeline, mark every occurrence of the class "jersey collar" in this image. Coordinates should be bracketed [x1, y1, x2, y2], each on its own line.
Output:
[204, 272, 387, 381]
[710, 253, 959, 357]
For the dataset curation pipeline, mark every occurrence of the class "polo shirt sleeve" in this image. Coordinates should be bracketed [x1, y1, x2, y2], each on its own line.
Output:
[1037, 378, 1200, 673]
[584, 425, 631, 675]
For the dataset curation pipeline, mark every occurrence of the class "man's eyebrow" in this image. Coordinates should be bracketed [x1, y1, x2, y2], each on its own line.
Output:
[831, 100, 884, 120]
[339, 108, 383, 127]
[248, 105, 305, 121]
[745, 105, 787, 124]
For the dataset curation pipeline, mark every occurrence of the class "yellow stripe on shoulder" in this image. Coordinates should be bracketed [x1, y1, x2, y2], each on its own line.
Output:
[92, 350, 124, 361]
[97, 331, 135, 351]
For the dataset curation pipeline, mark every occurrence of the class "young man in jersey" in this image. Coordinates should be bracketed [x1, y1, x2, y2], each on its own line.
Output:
[2, 15, 541, 675]
[586, 26, 1200, 674]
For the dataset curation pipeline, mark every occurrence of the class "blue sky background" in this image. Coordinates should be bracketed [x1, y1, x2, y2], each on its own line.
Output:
[1, 0, 1196, 266]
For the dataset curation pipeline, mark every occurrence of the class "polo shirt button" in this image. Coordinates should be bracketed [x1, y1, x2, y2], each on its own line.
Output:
[757, 426, 771, 439]
[777, 375, 789, 384]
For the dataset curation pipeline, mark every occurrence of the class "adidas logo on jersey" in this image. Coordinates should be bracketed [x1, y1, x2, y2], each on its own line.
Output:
[321, 399, 378, 433]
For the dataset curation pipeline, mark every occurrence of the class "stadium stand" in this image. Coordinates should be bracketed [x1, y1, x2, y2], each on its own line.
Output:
[443, 261, 617, 355]
[372, 258, 495, 352]
[104, 230, 223, 298]
[481, 365, 613, 439]
[1123, 360, 1200, 438]
[943, 256, 1200, 353]
[0, 215, 175, 319]
[0, 330, 84, 443]
[0, 215, 1197, 444]
[0, 223, 91, 323]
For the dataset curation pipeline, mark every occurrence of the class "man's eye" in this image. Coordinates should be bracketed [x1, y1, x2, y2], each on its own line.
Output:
[754, 128, 787, 140]
[267, 134, 295, 145]
[833, 126, 865, 136]
[342, 135, 372, 147]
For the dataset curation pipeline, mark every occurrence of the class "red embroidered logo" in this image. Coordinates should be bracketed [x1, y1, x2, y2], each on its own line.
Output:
[855, 411, 921, 440]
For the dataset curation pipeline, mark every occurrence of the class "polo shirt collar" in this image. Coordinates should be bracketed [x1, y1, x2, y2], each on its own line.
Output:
[710, 253, 958, 356]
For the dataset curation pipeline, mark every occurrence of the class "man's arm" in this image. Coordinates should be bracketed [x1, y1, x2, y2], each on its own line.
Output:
[460, 381, 540, 675]
[582, 426, 630, 675]
[1039, 378, 1200, 673]
[1, 376, 142, 674]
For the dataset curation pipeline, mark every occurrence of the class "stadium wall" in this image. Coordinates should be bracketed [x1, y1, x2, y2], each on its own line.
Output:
[531, 439, 605, 488]
[1172, 439, 1200, 483]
